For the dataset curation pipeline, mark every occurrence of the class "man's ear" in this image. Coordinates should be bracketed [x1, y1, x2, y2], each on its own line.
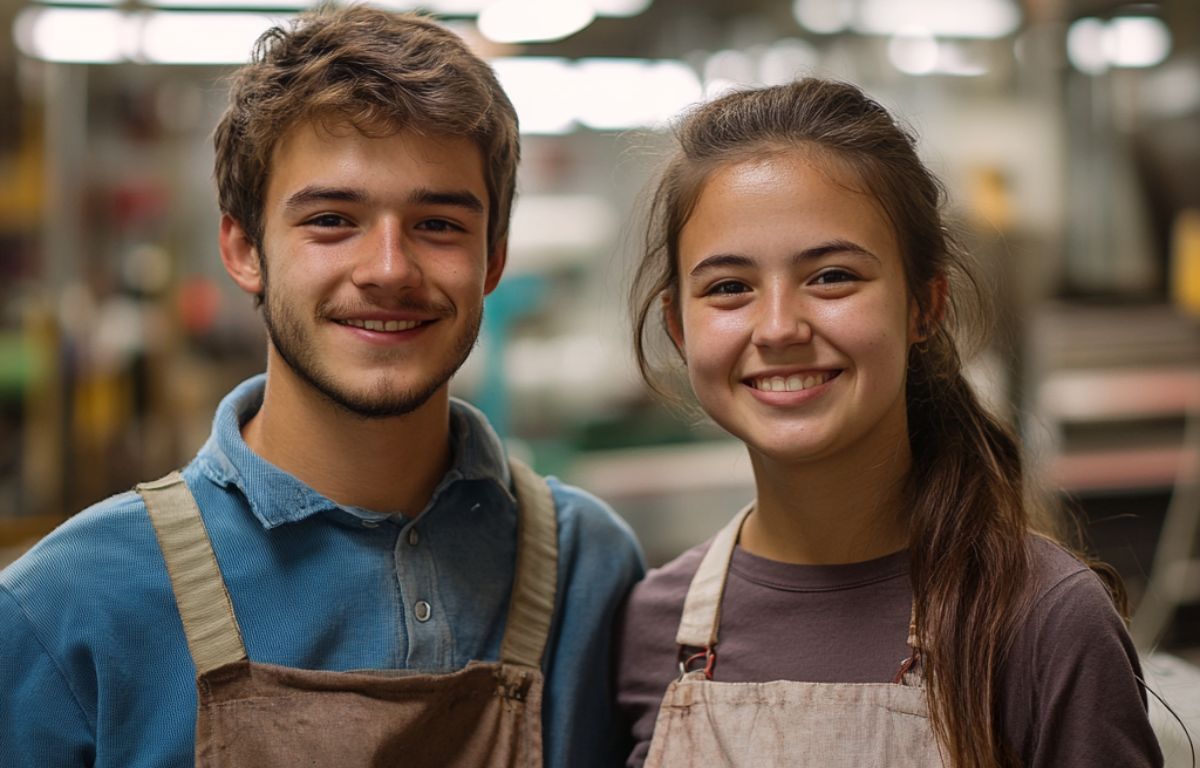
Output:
[910, 274, 949, 343]
[483, 238, 508, 296]
[662, 291, 685, 357]
[219, 214, 263, 297]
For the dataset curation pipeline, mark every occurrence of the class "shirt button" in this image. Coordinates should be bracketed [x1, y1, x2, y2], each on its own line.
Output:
[407, 528, 419, 546]
[362, 519, 380, 529]
[414, 600, 432, 622]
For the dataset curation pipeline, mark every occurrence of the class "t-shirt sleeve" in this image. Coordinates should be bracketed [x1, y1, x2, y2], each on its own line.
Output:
[1001, 568, 1163, 768]
[613, 547, 702, 768]
[0, 586, 95, 767]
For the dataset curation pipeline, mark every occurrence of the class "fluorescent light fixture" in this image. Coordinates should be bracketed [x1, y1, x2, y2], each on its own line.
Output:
[1066, 18, 1109, 74]
[478, 0, 594, 44]
[490, 57, 576, 134]
[856, 0, 1020, 39]
[574, 58, 701, 130]
[589, 0, 653, 17]
[758, 37, 819, 84]
[889, 32, 988, 76]
[140, 11, 282, 64]
[1067, 15, 1170, 74]
[14, 6, 288, 65]
[14, 6, 127, 64]
[888, 31, 938, 75]
[143, 0, 306, 7]
[792, 0, 853, 34]
[1106, 16, 1171, 68]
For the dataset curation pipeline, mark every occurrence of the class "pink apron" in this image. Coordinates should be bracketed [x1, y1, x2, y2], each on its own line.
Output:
[644, 505, 945, 767]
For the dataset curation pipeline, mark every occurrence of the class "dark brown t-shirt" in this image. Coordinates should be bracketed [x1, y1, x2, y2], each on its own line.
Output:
[615, 536, 1163, 767]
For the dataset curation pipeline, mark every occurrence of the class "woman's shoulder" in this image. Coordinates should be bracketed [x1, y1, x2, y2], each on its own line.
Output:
[1022, 534, 1118, 622]
[624, 538, 713, 618]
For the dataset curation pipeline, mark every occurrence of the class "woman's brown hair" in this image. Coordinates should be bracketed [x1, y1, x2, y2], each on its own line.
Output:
[630, 78, 1124, 767]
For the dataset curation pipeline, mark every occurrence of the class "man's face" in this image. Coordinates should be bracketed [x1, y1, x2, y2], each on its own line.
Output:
[244, 120, 503, 418]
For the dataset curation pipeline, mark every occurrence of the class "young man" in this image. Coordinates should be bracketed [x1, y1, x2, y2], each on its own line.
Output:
[0, 7, 643, 767]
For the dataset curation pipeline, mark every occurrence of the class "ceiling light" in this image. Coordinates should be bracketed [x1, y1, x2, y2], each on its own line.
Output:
[589, 0, 652, 17]
[857, 0, 1020, 39]
[574, 58, 701, 130]
[1105, 16, 1170, 68]
[490, 57, 577, 134]
[140, 11, 283, 64]
[477, 0, 594, 44]
[792, 0, 853, 34]
[14, 6, 127, 64]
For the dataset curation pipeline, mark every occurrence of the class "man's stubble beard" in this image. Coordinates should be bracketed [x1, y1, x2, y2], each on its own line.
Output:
[257, 247, 482, 420]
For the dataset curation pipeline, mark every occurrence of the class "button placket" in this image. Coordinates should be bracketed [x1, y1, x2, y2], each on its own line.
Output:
[395, 521, 452, 668]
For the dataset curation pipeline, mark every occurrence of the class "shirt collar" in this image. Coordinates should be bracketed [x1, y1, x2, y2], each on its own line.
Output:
[193, 375, 514, 529]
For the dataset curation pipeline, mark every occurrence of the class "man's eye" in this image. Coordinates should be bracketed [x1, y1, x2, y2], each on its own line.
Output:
[417, 219, 464, 233]
[307, 214, 350, 228]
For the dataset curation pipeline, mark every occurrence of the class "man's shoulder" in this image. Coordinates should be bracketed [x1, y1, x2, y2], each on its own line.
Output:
[2, 489, 150, 591]
[541, 475, 645, 590]
[544, 476, 640, 551]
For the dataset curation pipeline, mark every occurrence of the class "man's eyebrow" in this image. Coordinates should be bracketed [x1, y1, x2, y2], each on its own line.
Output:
[282, 186, 367, 213]
[281, 186, 485, 215]
[408, 188, 485, 214]
[687, 239, 879, 278]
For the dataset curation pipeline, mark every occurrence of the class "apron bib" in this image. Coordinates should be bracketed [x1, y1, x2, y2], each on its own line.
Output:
[138, 458, 557, 768]
[644, 505, 945, 768]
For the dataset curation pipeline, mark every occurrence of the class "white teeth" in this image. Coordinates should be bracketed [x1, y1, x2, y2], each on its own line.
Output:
[753, 372, 832, 392]
[342, 319, 420, 332]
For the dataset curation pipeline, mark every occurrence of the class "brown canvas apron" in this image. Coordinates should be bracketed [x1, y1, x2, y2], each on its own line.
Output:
[644, 505, 946, 768]
[137, 458, 557, 768]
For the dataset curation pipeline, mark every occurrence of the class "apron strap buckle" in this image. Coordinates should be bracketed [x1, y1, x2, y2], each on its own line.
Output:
[892, 649, 921, 685]
[678, 646, 717, 681]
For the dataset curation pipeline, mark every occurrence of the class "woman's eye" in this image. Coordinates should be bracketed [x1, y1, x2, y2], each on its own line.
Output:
[707, 280, 750, 296]
[813, 269, 857, 285]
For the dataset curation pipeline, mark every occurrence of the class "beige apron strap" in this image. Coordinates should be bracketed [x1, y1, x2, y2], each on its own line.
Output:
[675, 503, 754, 649]
[499, 458, 559, 669]
[138, 472, 248, 676]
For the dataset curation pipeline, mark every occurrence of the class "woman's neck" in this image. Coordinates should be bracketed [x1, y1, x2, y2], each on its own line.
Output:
[740, 439, 912, 565]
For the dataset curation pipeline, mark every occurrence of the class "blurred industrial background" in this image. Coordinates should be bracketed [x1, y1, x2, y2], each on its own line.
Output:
[0, 0, 1199, 755]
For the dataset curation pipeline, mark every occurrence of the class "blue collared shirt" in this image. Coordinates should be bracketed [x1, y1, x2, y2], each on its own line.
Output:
[0, 376, 644, 767]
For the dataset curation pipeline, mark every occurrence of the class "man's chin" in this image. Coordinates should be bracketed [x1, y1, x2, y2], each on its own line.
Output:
[314, 381, 443, 420]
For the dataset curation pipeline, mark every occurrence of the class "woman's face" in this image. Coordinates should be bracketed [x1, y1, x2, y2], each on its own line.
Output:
[669, 151, 921, 470]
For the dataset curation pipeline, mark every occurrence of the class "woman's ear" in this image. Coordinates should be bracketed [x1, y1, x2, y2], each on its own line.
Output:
[910, 274, 949, 343]
[219, 214, 264, 297]
[662, 291, 685, 358]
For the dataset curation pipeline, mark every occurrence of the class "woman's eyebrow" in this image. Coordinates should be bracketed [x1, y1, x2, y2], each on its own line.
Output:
[688, 239, 880, 278]
[797, 239, 880, 264]
[689, 253, 754, 278]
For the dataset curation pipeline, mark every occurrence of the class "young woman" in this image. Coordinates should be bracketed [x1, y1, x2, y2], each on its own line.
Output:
[617, 79, 1163, 768]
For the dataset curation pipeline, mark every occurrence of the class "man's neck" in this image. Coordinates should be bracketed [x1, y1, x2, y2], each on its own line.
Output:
[241, 362, 453, 515]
